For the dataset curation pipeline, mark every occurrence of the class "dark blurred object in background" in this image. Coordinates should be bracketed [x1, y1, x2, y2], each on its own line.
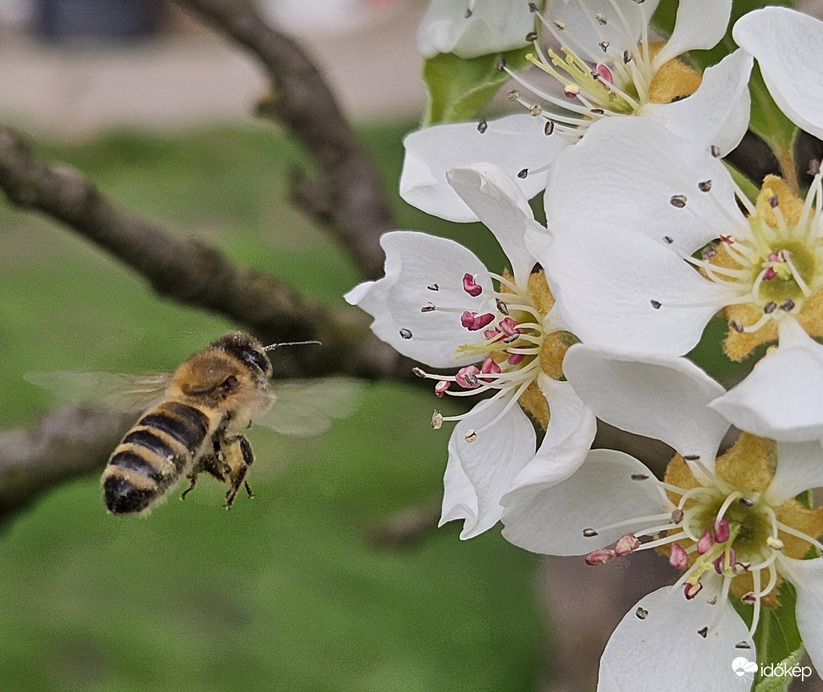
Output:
[35, 0, 161, 41]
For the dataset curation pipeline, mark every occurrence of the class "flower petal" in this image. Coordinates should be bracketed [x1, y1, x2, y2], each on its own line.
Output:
[417, 0, 534, 59]
[501, 449, 669, 555]
[766, 440, 823, 506]
[442, 395, 536, 539]
[529, 222, 730, 356]
[734, 6, 823, 140]
[641, 49, 752, 157]
[652, 0, 731, 67]
[709, 319, 823, 443]
[544, 116, 745, 254]
[344, 231, 489, 368]
[777, 555, 823, 677]
[598, 586, 752, 692]
[551, 0, 661, 64]
[401, 114, 568, 222]
[563, 345, 729, 467]
[446, 163, 543, 281]
[506, 374, 597, 491]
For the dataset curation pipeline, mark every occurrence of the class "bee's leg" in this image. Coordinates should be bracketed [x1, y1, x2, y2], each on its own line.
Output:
[180, 474, 198, 501]
[181, 435, 231, 501]
[223, 435, 254, 509]
[181, 452, 209, 500]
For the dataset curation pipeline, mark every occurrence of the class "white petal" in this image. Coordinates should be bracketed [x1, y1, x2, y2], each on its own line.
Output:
[766, 440, 823, 506]
[446, 163, 543, 281]
[551, 0, 661, 64]
[344, 231, 488, 368]
[641, 49, 752, 156]
[734, 7, 823, 140]
[534, 222, 729, 356]
[563, 345, 729, 467]
[501, 449, 669, 555]
[709, 320, 823, 443]
[652, 0, 731, 68]
[545, 116, 745, 254]
[417, 0, 534, 59]
[440, 440, 478, 525]
[598, 586, 752, 692]
[777, 555, 823, 677]
[401, 114, 568, 222]
[442, 395, 536, 539]
[506, 374, 597, 491]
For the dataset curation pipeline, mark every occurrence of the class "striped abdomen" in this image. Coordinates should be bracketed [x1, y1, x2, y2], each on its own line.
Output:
[103, 400, 212, 515]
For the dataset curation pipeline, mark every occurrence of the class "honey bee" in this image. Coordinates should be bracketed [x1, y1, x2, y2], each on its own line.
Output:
[26, 332, 362, 516]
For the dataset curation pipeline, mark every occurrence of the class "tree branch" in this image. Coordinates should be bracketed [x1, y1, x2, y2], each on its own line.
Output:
[0, 124, 408, 379]
[175, 0, 395, 280]
[0, 407, 131, 523]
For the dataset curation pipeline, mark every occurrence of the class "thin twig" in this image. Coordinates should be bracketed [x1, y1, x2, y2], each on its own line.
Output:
[175, 0, 395, 280]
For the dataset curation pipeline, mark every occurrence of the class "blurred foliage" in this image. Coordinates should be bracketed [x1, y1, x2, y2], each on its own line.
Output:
[0, 123, 544, 691]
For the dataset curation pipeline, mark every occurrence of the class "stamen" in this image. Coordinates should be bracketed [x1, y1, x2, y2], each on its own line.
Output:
[670, 543, 689, 570]
[775, 521, 823, 553]
[585, 548, 616, 565]
[434, 381, 451, 398]
[462, 273, 483, 297]
[615, 534, 641, 556]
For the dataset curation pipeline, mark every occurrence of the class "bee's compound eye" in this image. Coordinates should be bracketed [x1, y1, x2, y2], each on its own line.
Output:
[220, 375, 240, 393]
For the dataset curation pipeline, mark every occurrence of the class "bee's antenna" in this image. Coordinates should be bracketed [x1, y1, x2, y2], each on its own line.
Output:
[263, 340, 322, 352]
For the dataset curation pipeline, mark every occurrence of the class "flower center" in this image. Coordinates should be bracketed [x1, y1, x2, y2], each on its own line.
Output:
[581, 434, 823, 646]
[753, 239, 817, 304]
[494, 2, 700, 152]
[693, 494, 771, 558]
[414, 268, 565, 441]
[700, 174, 823, 343]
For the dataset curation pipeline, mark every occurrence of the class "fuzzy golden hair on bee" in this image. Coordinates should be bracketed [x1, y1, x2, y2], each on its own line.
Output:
[25, 332, 361, 517]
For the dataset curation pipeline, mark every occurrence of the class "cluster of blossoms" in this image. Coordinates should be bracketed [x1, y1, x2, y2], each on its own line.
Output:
[347, 1, 823, 689]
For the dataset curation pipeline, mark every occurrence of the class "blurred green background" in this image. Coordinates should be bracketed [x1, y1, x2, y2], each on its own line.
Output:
[0, 123, 546, 691]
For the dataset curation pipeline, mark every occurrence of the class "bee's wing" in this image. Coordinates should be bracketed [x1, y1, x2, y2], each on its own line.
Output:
[255, 377, 365, 437]
[24, 371, 173, 414]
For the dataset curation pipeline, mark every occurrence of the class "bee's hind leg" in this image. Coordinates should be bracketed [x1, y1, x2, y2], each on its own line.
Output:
[180, 473, 198, 501]
[223, 435, 255, 509]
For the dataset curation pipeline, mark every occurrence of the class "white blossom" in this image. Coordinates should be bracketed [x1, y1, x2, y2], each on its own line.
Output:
[502, 346, 823, 689]
[401, 0, 750, 222]
[346, 163, 595, 537]
[531, 115, 823, 442]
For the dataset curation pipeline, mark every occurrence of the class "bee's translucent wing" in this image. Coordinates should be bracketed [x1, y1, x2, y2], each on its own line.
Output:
[24, 371, 173, 414]
[256, 377, 365, 437]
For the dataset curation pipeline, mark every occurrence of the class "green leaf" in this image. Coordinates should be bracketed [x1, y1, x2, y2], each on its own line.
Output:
[753, 646, 805, 692]
[422, 46, 530, 126]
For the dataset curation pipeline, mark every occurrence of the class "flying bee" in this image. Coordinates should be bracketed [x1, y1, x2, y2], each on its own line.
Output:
[26, 332, 362, 516]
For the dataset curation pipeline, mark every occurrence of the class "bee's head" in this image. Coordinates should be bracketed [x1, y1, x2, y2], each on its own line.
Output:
[211, 332, 273, 380]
